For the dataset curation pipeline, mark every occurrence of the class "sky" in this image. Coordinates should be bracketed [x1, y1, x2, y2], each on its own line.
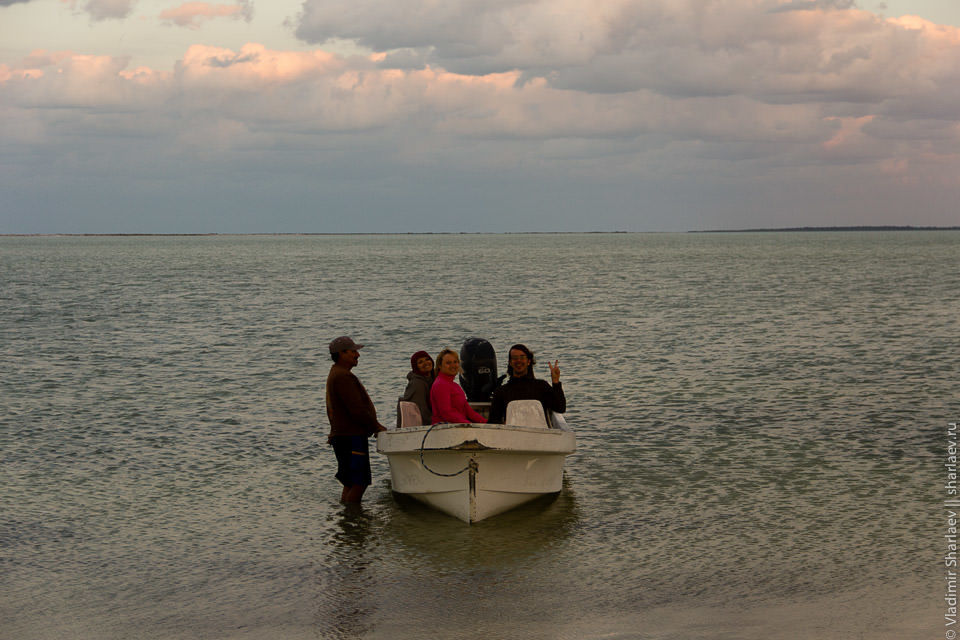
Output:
[2, 0, 960, 233]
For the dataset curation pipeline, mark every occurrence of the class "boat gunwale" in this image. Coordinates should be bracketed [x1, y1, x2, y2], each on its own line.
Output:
[376, 422, 576, 456]
[381, 422, 574, 436]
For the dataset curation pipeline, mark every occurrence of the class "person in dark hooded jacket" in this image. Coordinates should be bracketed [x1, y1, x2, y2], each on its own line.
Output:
[398, 350, 434, 426]
[488, 344, 565, 425]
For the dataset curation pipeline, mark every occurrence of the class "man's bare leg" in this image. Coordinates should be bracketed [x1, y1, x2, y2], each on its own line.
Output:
[341, 485, 366, 503]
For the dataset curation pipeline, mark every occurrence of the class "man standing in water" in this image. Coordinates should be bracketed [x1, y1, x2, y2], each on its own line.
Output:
[325, 336, 387, 503]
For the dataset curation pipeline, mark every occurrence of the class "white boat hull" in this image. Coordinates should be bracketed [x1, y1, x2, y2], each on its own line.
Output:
[376, 423, 576, 523]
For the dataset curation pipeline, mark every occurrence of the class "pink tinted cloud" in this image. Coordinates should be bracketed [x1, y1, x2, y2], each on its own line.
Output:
[3, 49, 170, 111]
[0, 43, 851, 152]
[13, 49, 128, 82]
[177, 43, 345, 85]
[160, 2, 250, 28]
[4, 12, 960, 174]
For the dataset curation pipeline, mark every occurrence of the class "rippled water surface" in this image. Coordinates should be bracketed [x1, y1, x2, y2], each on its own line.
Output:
[1, 232, 953, 639]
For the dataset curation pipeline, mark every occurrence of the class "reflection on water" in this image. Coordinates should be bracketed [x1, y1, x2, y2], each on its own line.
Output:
[308, 480, 582, 640]
[316, 506, 377, 639]
[382, 479, 581, 571]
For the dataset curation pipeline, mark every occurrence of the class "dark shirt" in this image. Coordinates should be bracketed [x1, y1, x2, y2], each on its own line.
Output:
[326, 363, 383, 437]
[488, 376, 565, 425]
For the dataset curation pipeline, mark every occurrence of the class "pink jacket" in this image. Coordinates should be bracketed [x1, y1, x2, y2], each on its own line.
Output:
[430, 373, 487, 424]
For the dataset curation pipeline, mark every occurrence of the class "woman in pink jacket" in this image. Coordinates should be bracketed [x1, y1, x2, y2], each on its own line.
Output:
[430, 349, 487, 424]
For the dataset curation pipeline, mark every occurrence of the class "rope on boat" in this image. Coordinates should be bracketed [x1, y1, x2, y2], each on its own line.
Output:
[419, 423, 470, 477]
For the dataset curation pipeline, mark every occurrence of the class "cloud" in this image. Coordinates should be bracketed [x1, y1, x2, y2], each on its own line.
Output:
[0, 45, 781, 147]
[768, 0, 856, 13]
[286, 0, 960, 167]
[6, 25, 959, 167]
[293, 0, 949, 106]
[60, 0, 136, 21]
[159, 1, 253, 29]
[0, 0, 34, 6]
[294, 0, 602, 74]
[88, 0, 135, 20]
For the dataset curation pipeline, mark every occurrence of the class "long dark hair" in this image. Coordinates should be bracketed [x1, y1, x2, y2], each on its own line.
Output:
[506, 343, 535, 378]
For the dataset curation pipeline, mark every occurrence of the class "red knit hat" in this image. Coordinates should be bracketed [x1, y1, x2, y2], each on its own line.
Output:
[410, 350, 433, 374]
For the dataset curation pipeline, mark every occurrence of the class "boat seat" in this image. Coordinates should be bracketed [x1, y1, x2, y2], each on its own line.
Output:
[505, 400, 549, 428]
[398, 401, 423, 428]
[549, 411, 567, 429]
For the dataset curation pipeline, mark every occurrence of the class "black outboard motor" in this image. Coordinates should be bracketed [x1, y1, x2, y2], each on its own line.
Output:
[459, 337, 502, 402]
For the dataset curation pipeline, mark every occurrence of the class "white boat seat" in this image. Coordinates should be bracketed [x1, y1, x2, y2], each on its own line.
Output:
[505, 400, 549, 428]
[550, 411, 567, 429]
[398, 401, 423, 428]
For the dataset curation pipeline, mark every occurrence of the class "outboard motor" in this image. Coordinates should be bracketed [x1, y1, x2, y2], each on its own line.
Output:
[459, 337, 501, 402]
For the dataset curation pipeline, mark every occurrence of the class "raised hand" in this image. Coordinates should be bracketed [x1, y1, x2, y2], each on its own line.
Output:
[548, 359, 560, 384]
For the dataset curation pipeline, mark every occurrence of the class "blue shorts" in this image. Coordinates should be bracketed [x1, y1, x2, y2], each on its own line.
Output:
[331, 435, 372, 487]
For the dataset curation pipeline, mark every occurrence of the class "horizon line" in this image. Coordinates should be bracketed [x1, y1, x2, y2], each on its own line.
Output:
[2, 226, 959, 237]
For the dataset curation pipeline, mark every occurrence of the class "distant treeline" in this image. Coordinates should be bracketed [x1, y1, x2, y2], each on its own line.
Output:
[689, 226, 960, 233]
[2, 231, 633, 237]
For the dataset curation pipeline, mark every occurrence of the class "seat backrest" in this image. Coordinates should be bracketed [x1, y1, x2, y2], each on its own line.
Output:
[505, 399, 549, 428]
[549, 411, 567, 429]
[398, 401, 423, 428]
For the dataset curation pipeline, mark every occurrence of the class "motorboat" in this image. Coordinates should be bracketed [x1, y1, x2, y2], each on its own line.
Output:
[376, 400, 576, 523]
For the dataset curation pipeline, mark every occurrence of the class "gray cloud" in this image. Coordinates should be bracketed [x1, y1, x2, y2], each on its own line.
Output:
[291, 0, 960, 128]
[88, 0, 134, 20]
[293, 0, 888, 101]
[295, 0, 527, 51]
[768, 0, 856, 13]
[66, 0, 136, 21]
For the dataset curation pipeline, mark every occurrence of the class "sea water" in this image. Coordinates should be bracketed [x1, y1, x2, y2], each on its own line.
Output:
[1, 232, 952, 639]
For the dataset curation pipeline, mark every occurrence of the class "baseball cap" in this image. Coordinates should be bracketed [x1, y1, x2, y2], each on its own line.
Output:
[329, 336, 364, 353]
